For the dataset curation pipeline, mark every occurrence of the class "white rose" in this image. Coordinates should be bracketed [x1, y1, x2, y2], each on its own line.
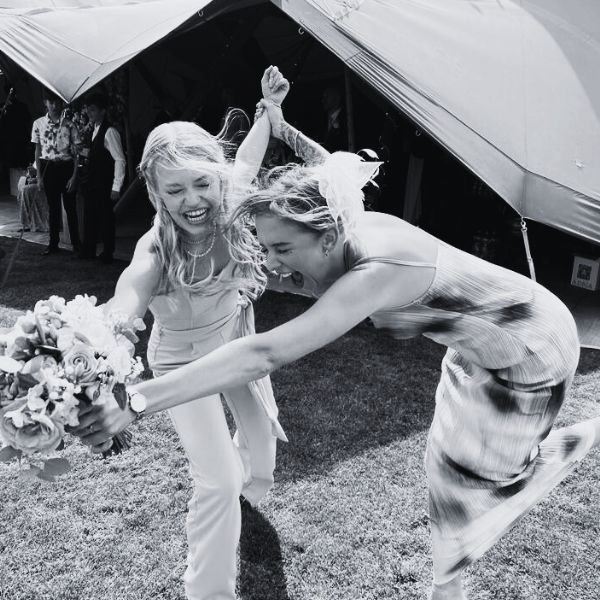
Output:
[62, 343, 99, 384]
[105, 346, 133, 383]
[75, 320, 115, 351]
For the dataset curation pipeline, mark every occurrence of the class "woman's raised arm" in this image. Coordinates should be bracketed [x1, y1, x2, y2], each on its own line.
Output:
[261, 100, 330, 166]
[232, 66, 290, 187]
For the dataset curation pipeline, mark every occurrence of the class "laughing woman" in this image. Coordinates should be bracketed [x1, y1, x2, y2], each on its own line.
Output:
[82, 101, 600, 598]
[73, 68, 301, 600]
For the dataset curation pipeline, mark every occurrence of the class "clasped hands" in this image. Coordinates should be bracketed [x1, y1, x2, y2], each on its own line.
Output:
[256, 65, 288, 138]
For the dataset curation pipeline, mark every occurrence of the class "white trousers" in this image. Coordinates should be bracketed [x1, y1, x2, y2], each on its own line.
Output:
[168, 393, 244, 600]
[148, 306, 283, 600]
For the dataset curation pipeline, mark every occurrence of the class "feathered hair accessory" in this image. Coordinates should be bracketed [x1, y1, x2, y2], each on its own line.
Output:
[315, 151, 382, 236]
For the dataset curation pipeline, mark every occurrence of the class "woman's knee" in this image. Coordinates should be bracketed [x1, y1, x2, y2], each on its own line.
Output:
[190, 464, 244, 507]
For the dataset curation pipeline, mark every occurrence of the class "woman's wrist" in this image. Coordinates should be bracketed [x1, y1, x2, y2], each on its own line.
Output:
[262, 97, 281, 108]
[259, 98, 285, 138]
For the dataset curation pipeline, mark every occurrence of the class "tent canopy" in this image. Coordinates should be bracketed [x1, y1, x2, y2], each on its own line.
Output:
[0, 0, 214, 101]
[274, 0, 600, 245]
[0, 0, 599, 244]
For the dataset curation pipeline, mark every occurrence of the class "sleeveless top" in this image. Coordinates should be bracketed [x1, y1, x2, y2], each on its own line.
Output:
[147, 259, 287, 444]
[148, 261, 240, 331]
[348, 240, 580, 386]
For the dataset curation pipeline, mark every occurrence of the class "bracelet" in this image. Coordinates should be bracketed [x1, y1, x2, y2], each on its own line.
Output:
[293, 130, 301, 156]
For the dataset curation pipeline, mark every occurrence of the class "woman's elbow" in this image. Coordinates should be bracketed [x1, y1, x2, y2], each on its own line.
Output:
[252, 350, 279, 379]
[263, 352, 281, 377]
[250, 337, 284, 378]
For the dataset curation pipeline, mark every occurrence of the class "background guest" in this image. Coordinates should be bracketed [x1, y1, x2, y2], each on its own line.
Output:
[17, 163, 49, 233]
[80, 92, 126, 264]
[31, 90, 81, 255]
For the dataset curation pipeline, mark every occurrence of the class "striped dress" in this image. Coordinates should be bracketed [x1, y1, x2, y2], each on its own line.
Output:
[349, 240, 600, 584]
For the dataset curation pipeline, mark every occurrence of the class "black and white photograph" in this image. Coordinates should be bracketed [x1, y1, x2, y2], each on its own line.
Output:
[0, 1, 599, 599]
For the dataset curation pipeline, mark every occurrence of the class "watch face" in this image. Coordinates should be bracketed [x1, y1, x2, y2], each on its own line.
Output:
[130, 392, 147, 413]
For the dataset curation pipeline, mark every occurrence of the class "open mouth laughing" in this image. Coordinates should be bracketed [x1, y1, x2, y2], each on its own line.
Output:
[183, 207, 210, 225]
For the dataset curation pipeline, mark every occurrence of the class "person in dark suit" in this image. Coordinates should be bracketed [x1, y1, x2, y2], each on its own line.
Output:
[81, 92, 126, 264]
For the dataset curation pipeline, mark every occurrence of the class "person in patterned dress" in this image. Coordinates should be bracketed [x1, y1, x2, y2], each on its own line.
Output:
[83, 97, 600, 599]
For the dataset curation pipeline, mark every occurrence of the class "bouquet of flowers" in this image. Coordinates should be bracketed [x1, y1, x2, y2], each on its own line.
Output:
[0, 295, 145, 481]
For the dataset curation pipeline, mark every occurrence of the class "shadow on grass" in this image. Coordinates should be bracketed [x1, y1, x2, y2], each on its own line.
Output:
[0, 237, 128, 309]
[254, 292, 443, 485]
[239, 501, 290, 600]
[577, 348, 600, 375]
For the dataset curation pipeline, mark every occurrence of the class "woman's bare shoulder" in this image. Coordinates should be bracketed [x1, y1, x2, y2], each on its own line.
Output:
[356, 212, 439, 264]
[128, 229, 162, 277]
[133, 229, 157, 257]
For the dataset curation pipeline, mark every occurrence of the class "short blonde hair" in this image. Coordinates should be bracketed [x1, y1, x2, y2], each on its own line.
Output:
[232, 163, 338, 233]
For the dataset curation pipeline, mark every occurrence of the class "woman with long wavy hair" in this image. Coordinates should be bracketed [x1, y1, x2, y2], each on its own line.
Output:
[73, 68, 300, 600]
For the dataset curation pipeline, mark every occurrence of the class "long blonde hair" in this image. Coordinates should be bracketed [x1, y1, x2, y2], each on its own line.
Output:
[139, 118, 266, 299]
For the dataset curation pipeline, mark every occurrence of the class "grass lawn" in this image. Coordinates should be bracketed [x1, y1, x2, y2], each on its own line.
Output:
[1, 237, 599, 600]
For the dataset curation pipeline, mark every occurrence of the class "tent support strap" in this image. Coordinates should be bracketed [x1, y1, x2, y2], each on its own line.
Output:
[520, 217, 536, 281]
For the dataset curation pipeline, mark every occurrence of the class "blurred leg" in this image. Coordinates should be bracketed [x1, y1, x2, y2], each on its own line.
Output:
[430, 575, 466, 600]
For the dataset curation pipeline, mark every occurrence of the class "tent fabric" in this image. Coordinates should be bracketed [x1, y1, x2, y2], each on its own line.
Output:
[273, 0, 600, 245]
[0, 0, 209, 102]
[0, 1, 598, 243]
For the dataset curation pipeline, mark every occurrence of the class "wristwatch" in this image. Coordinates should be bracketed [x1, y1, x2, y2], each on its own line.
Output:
[127, 389, 147, 420]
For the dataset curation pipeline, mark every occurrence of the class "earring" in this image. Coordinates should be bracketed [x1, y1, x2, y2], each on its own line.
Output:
[324, 248, 330, 257]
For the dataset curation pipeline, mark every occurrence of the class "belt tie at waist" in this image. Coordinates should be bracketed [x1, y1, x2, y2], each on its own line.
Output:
[236, 296, 287, 442]
[155, 294, 287, 442]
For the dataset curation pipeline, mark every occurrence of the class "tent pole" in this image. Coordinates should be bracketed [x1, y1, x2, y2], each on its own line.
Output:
[344, 67, 355, 152]
[520, 217, 536, 281]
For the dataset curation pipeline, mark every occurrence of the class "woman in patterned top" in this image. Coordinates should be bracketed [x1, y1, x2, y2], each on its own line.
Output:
[84, 95, 600, 599]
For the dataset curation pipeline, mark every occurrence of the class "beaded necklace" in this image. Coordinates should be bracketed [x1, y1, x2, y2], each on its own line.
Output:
[184, 222, 217, 259]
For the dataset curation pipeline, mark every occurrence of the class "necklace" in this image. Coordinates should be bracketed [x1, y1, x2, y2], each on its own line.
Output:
[184, 222, 217, 259]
